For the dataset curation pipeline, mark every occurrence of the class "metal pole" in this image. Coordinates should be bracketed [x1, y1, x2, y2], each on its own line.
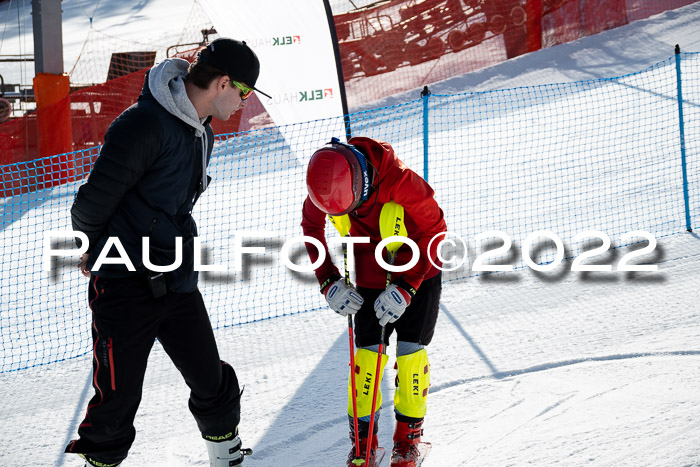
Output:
[421, 86, 431, 182]
[31, 0, 64, 75]
[323, 0, 353, 140]
[674, 44, 692, 232]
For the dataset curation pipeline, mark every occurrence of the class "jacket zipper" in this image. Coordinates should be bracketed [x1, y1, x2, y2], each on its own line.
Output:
[194, 138, 202, 202]
[107, 338, 116, 391]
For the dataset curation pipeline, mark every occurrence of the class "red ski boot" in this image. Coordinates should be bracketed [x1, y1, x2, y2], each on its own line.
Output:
[347, 432, 380, 466]
[390, 419, 431, 467]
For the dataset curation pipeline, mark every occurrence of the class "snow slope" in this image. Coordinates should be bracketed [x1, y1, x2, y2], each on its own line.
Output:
[2, 232, 698, 466]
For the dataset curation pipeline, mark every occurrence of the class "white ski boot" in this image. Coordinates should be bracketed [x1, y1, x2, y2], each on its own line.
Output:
[205, 432, 251, 466]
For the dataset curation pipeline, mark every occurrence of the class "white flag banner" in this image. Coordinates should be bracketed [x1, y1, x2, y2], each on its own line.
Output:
[198, 0, 346, 161]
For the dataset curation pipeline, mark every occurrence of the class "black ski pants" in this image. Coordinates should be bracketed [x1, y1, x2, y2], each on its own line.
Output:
[65, 275, 241, 464]
[354, 272, 442, 348]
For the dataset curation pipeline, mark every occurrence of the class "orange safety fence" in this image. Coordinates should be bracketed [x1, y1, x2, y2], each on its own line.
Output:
[34, 73, 72, 190]
[335, 0, 697, 108]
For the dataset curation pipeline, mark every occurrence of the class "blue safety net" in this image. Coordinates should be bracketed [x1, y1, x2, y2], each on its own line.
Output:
[0, 53, 697, 372]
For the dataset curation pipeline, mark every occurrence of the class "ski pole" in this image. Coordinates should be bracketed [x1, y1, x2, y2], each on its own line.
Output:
[365, 256, 395, 467]
[345, 248, 362, 461]
[365, 315, 386, 467]
[365, 202, 406, 467]
[329, 215, 362, 461]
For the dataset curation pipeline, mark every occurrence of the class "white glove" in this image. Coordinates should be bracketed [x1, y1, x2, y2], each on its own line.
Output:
[325, 279, 364, 317]
[374, 284, 411, 326]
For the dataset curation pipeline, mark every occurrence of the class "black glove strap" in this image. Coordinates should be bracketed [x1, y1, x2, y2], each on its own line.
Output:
[320, 274, 342, 294]
[392, 277, 417, 299]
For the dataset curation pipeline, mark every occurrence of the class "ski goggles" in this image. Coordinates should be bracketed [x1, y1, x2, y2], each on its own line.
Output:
[232, 80, 254, 100]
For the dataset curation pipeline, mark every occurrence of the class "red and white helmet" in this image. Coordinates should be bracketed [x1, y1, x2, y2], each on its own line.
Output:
[306, 138, 370, 215]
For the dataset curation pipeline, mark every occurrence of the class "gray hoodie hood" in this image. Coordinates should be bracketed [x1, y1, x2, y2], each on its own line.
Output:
[148, 58, 209, 190]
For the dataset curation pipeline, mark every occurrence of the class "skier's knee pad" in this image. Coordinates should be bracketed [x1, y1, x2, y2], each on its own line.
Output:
[394, 348, 430, 419]
[397, 340, 424, 357]
[348, 348, 389, 418]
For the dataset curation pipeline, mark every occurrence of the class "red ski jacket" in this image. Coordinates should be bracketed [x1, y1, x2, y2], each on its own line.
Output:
[301, 136, 447, 292]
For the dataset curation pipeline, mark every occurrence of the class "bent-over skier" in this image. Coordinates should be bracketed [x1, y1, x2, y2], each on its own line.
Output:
[301, 136, 447, 466]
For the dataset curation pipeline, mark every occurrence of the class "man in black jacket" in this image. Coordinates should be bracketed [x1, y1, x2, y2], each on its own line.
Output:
[65, 38, 269, 467]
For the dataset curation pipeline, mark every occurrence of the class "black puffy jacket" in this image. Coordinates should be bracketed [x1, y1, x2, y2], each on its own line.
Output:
[71, 70, 214, 293]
